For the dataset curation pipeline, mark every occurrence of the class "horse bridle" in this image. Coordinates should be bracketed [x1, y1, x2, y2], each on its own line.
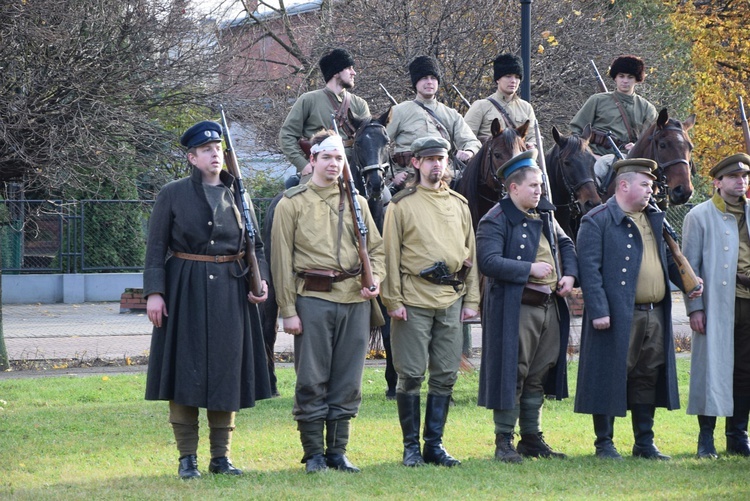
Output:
[554, 147, 597, 220]
[647, 123, 693, 206]
[352, 122, 389, 200]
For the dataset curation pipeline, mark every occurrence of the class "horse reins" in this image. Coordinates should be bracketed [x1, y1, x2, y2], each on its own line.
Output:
[647, 123, 693, 207]
[351, 121, 389, 200]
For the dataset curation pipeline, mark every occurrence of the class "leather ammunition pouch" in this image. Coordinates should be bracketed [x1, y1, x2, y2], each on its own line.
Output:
[590, 128, 624, 149]
[521, 282, 554, 307]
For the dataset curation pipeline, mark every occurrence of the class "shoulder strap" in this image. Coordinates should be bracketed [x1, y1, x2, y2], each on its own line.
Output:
[390, 185, 417, 203]
[486, 97, 514, 129]
[284, 184, 308, 198]
[327, 90, 356, 137]
[413, 100, 452, 143]
[610, 93, 637, 143]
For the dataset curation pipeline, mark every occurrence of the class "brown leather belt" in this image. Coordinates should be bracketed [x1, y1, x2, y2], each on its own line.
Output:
[634, 301, 661, 311]
[171, 250, 244, 263]
[296, 269, 358, 283]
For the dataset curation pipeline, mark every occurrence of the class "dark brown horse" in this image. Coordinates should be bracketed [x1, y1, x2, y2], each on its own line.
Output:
[454, 118, 528, 230]
[623, 108, 696, 207]
[350, 110, 392, 232]
[545, 124, 601, 240]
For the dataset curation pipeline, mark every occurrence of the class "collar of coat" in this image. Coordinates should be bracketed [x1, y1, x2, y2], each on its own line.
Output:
[603, 195, 662, 224]
[499, 196, 554, 224]
[190, 166, 236, 189]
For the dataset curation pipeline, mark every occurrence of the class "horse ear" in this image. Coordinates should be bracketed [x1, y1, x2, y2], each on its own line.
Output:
[517, 120, 530, 140]
[581, 123, 593, 141]
[552, 126, 562, 145]
[682, 113, 696, 132]
[491, 118, 503, 137]
[377, 107, 392, 127]
[657, 108, 669, 128]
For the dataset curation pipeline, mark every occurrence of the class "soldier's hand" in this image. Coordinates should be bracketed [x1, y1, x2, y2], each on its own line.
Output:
[146, 293, 168, 328]
[361, 281, 380, 299]
[283, 315, 303, 336]
[556, 276, 575, 297]
[456, 150, 473, 162]
[388, 306, 408, 321]
[529, 262, 553, 279]
[392, 171, 408, 188]
[461, 307, 478, 322]
[592, 316, 610, 330]
[688, 277, 704, 299]
[689, 310, 706, 334]
[247, 280, 269, 304]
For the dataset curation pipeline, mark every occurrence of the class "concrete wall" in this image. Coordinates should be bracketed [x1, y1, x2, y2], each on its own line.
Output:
[2, 273, 143, 304]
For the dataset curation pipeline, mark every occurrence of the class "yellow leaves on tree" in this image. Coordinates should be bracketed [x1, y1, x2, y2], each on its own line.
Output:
[669, 1, 750, 174]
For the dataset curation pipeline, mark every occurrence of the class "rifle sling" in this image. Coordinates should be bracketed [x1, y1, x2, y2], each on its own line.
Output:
[412, 100, 454, 145]
[486, 97, 515, 130]
[327, 90, 356, 138]
[610, 93, 637, 144]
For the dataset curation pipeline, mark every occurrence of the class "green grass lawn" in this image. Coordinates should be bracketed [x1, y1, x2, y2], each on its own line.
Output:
[1, 359, 748, 500]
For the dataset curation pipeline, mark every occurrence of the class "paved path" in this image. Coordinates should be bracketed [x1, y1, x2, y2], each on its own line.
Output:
[2, 292, 692, 368]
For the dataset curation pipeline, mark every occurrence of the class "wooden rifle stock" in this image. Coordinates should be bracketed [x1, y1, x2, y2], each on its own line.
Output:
[739, 95, 750, 154]
[219, 105, 264, 297]
[331, 115, 377, 291]
[590, 59, 608, 93]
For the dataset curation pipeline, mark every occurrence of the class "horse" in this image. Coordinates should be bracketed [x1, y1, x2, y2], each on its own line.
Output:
[544, 124, 601, 241]
[623, 108, 696, 207]
[349, 110, 391, 232]
[454, 118, 529, 231]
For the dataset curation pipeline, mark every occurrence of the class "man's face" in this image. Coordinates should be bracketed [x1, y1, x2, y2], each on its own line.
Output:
[311, 150, 344, 185]
[497, 74, 521, 97]
[415, 154, 447, 185]
[188, 141, 223, 179]
[621, 172, 654, 210]
[415, 75, 439, 100]
[510, 170, 543, 211]
[715, 171, 750, 200]
[614, 73, 637, 95]
[336, 66, 356, 89]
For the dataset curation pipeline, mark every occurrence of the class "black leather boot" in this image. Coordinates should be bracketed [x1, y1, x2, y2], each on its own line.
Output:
[593, 414, 622, 460]
[726, 396, 750, 456]
[494, 433, 523, 463]
[517, 432, 566, 459]
[631, 404, 670, 460]
[208, 457, 242, 475]
[422, 394, 461, 467]
[325, 419, 360, 472]
[697, 415, 718, 459]
[178, 454, 201, 479]
[396, 393, 425, 467]
[298, 420, 327, 473]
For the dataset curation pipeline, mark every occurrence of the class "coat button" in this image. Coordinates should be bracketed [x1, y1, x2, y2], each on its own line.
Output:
[726, 230, 731, 235]
[522, 234, 527, 238]
[723, 216, 728, 220]
[625, 256, 630, 261]
[520, 244, 525, 249]
[627, 224, 632, 228]
[724, 264, 729, 268]
[209, 275, 215, 280]
[627, 244, 632, 248]
[622, 268, 627, 273]
[722, 281, 727, 286]
[724, 246, 729, 251]
[517, 256, 522, 260]
[210, 240, 215, 245]
[208, 221, 213, 226]
[523, 222, 527, 227]
[628, 233, 633, 238]
[621, 281, 626, 285]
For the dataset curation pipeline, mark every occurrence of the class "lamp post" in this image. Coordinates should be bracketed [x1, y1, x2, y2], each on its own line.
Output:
[519, 0, 532, 101]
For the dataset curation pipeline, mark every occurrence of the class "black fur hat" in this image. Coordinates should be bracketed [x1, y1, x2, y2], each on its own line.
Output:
[493, 54, 523, 81]
[409, 56, 441, 89]
[609, 55, 646, 82]
[319, 48, 356, 83]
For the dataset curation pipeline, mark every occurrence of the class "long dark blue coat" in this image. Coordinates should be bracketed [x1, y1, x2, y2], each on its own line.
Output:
[574, 197, 682, 417]
[144, 167, 271, 412]
[477, 197, 578, 410]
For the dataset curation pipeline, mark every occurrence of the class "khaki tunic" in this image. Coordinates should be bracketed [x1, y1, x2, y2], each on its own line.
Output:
[382, 183, 480, 312]
[386, 97, 481, 158]
[464, 91, 537, 145]
[570, 91, 658, 156]
[628, 210, 666, 303]
[270, 182, 385, 318]
[278, 88, 370, 171]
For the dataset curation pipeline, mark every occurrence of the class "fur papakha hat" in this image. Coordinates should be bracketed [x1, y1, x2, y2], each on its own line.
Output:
[493, 54, 524, 81]
[319, 48, 356, 83]
[409, 56, 441, 89]
[609, 55, 646, 82]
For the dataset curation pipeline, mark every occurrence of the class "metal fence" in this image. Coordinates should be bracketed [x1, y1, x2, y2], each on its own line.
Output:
[1, 198, 274, 274]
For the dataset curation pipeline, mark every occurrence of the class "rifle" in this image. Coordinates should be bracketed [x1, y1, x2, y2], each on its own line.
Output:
[607, 135, 702, 293]
[739, 95, 750, 154]
[590, 59, 608, 93]
[451, 84, 472, 109]
[331, 114, 377, 292]
[534, 121, 563, 278]
[379, 83, 398, 106]
[219, 105, 265, 297]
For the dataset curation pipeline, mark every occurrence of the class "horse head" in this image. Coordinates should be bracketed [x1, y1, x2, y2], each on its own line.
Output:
[350, 109, 391, 201]
[548, 124, 601, 217]
[627, 108, 696, 206]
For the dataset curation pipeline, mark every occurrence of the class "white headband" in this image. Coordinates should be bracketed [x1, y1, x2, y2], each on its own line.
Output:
[310, 135, 345, 155]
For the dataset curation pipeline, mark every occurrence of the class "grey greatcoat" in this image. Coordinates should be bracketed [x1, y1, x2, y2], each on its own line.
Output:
[682, 196, 750, 416]
[144, 167, 271, 412]
[476, 197, 578, 410]
[575, 197, 682, 417]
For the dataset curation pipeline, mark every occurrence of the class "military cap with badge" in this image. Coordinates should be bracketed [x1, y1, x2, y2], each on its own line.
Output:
[612, 158, 657, 179]
[709, 153, 750, 179]
[180, 121, 223, 149]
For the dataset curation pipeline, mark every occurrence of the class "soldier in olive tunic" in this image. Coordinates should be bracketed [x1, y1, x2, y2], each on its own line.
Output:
[385, 56, 481, 192]
[271, 131, 385, 474]
[464, 54, 537, 147]
[570, 55, 658, 157]
[278, 48, 370, 179]
[145, 121, 271, 479]
[382, 137, 480, 468]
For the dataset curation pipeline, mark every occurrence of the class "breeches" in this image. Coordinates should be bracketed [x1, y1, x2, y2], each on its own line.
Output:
[516, 301, 560, 401]
[627, 306, 665, 405]
[735, 297, 750, 395]
[391, 300, 463, 396]
[168, 401, 235, 429]
[293, 296, 370, 422]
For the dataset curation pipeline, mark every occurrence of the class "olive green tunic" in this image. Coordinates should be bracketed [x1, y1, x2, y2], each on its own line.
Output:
[464, 91, 537, 145]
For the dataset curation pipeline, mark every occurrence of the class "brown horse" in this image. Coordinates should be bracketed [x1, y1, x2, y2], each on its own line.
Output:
[454, 118, 528, 230]
[545, 124, 601, 241]
[600, 108, 696, 206]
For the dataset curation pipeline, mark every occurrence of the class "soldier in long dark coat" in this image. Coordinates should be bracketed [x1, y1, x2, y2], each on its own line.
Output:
[144, 121, 271, 479]
[476, 150, 577, 463]
[575, 158, 702, 460]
